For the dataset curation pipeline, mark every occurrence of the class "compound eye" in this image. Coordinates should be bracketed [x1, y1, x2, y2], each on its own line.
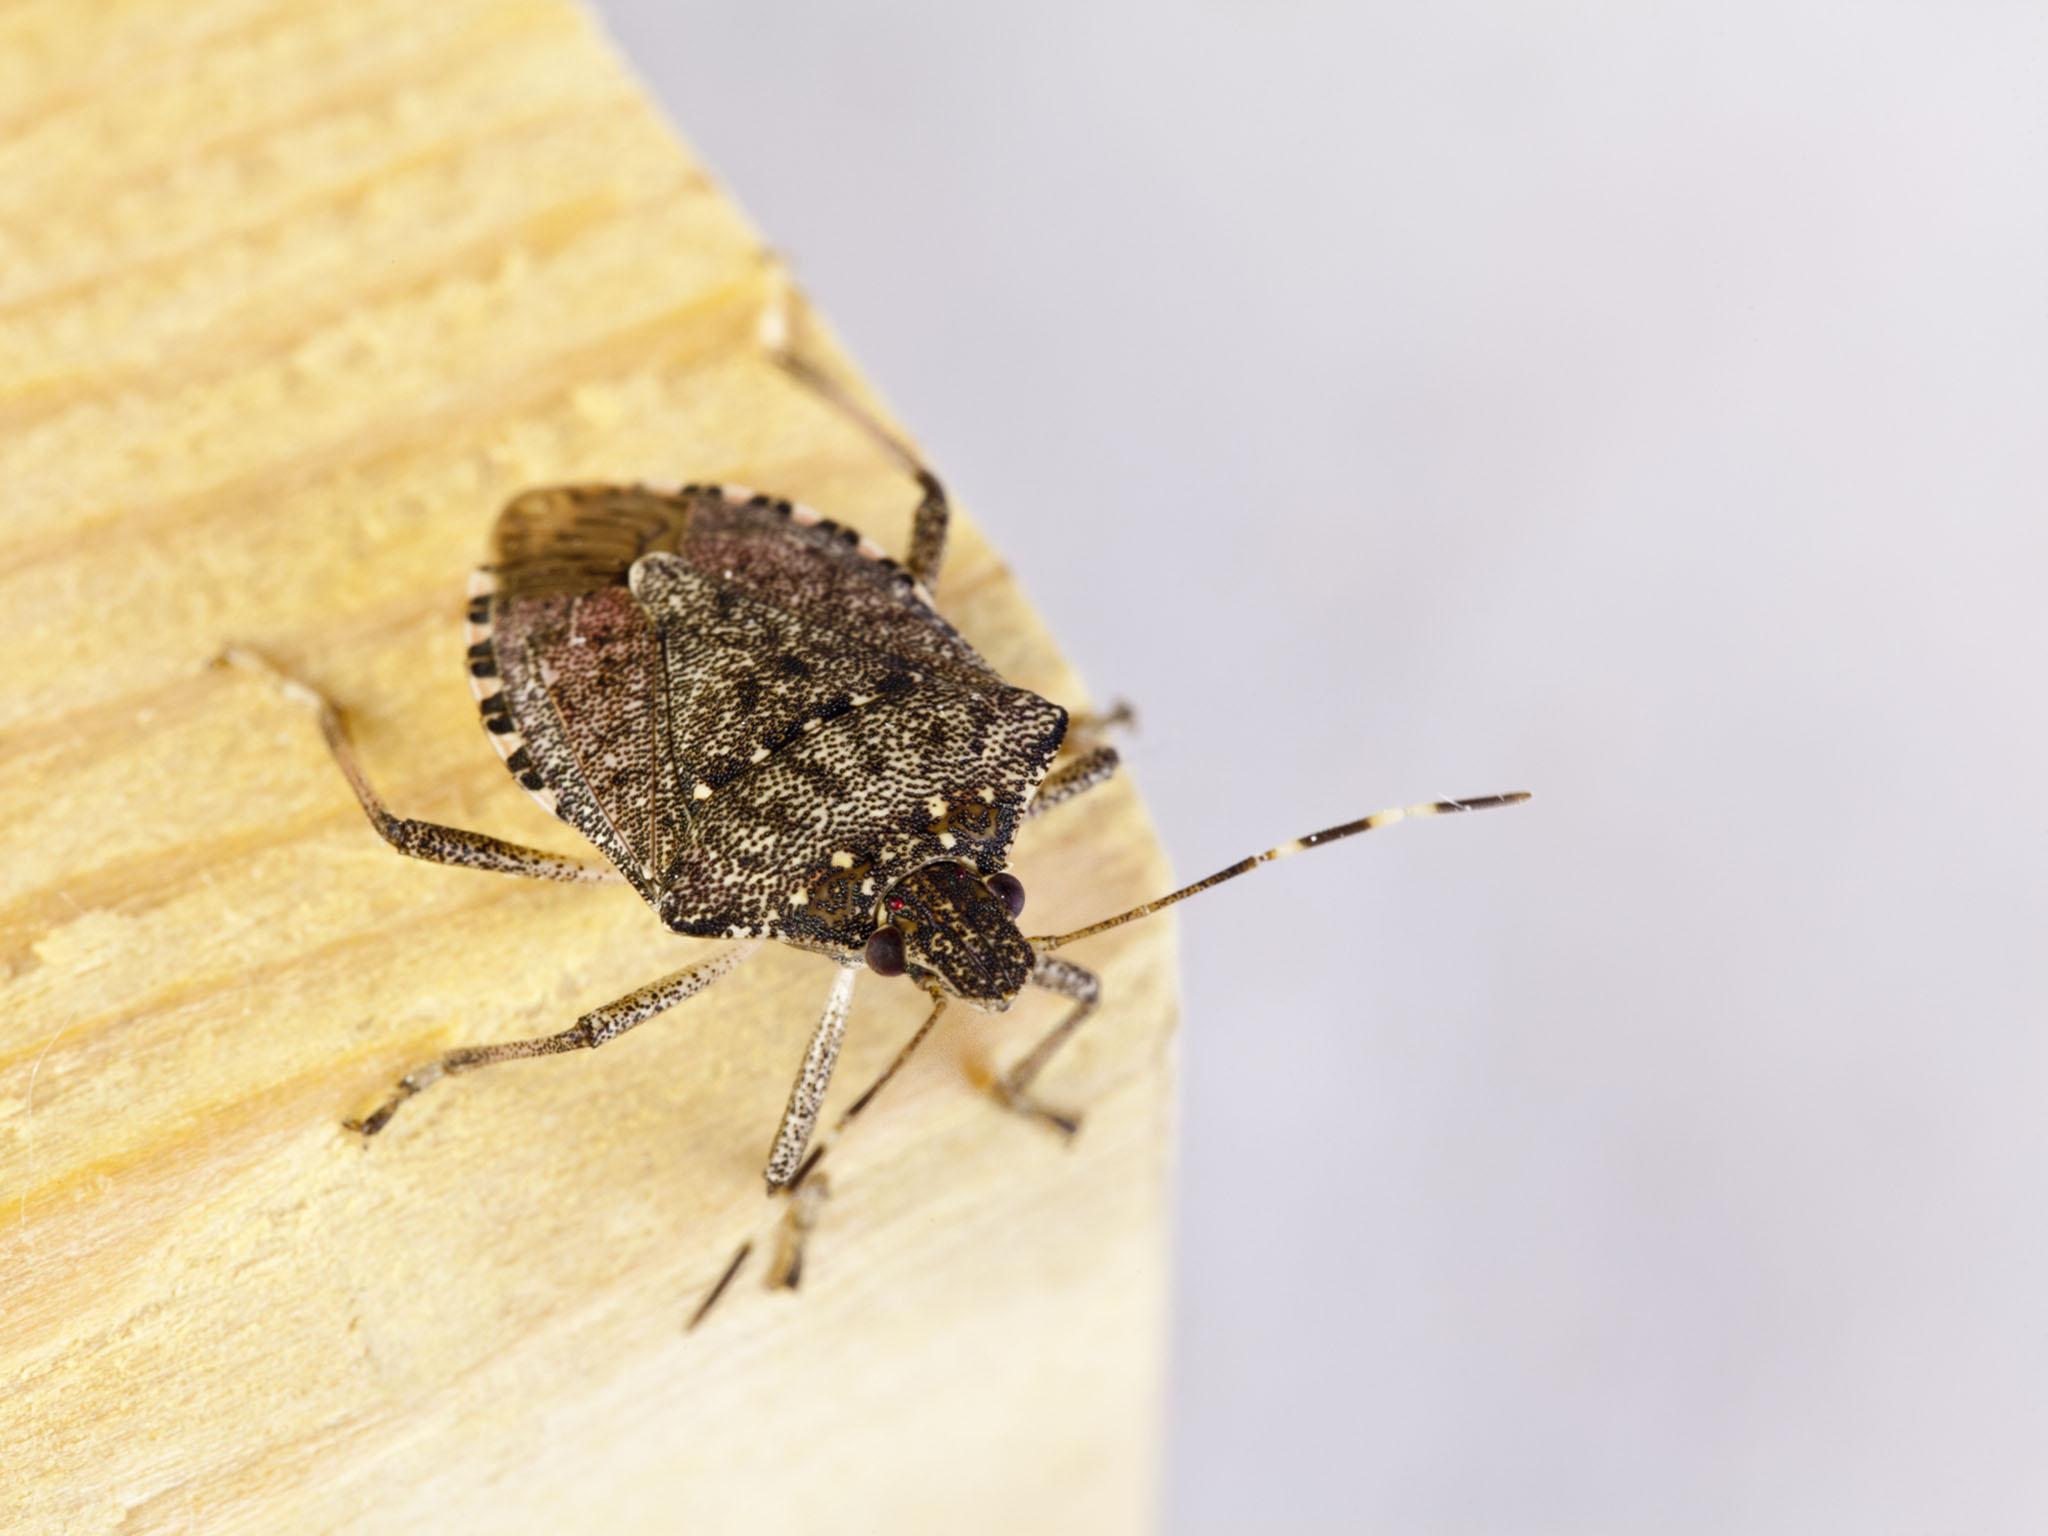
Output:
[986, 871, 1026, 918]
[865, 925, 907, 977]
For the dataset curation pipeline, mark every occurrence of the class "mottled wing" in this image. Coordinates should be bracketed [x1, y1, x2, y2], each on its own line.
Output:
[628, 551, 1067, 948]
[468, 484, 1066, 938]
[468, 486, 715, 900]
[469, 582, 672, 902]
[486, 483, 699, 601]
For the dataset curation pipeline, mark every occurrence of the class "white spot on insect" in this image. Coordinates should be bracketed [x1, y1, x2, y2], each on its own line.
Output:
[978, 787, 995, 803]
[938, 832, 957, 850]
[693, 782, 714, 801]
[749, 746, 769, 763]
[789, 888, 809, 907]
[857, 536, 887, 560]
[790, 504, 821, 526]
[1269, 838, 1309, 860]
[803, 718, 821, 732]
[830, 851, 854, 869]
[861, 879, 875, 896]
[720, 483, 753, 502]
[851, 693, 874, 707]
[926, 796, 948, 817]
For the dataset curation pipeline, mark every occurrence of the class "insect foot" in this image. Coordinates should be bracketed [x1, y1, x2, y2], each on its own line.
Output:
[685, 1176, 834, 1332]
[1063, 699, 1138, 751]
[342, 1063, 446, 1138]
[980, 953, 1100, 1140]
[990, 1076, 1084, 1140]
[765, 1174, 832, 1291]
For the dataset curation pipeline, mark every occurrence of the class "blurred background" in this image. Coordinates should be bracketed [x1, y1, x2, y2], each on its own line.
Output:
[594, 4, 2048, 1530]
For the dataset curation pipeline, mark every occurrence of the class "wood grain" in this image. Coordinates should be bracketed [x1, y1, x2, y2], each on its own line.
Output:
[0, 4, 1177, 1530]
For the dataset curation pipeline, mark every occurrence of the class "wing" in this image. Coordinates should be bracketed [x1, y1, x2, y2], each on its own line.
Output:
[629, 551, 1066, 948]
[468, 484, 1067, 940]
[471, 580, 676, 903]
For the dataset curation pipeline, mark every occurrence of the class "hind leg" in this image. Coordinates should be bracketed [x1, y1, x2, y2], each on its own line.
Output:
[759, 273, 951, 591]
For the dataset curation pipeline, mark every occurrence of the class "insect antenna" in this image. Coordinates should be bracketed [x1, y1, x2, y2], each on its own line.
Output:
[1030, 792, 1531, 952]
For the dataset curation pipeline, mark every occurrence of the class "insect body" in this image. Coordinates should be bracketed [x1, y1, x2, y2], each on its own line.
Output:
[471, 479, 1059, 1000]
[219, 311, 1526, 1312]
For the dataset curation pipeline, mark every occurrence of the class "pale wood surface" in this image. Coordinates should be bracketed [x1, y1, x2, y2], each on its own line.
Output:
[0, 4, 1177, 1531]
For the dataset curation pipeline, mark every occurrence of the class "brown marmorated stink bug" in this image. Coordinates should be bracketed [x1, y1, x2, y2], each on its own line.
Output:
[219, 288, 1527, 1322]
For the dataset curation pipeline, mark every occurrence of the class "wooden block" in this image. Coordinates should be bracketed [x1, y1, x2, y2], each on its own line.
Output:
[0, 4, 1177, 1530]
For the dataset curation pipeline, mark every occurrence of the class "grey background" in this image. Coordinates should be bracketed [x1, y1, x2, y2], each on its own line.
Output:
[593, 3, 2048, 1530]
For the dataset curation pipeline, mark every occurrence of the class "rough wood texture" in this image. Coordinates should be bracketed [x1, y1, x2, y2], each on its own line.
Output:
[0, 4, 1177, 1530]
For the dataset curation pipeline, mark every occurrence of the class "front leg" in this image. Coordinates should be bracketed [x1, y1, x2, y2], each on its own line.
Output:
[993, 955, 1102, 1137]
[689, 990, 954, 1330]
[762, 963, 859, 1190]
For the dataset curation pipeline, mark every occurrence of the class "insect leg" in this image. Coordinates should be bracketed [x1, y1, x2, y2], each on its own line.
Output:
[346, 943, 757, 1136]
[758, 278, 950, 591]
[689, 990, 950, 1329]
[1063, 699, 1137, 749]
[686, 1170, 832, 1330]
[761, 963, 859, 1190]
[991, 955, 1102, 1137]
[765, 1172, 831, 1289]
[214, 646, 622, 884]
[1025, 745, 1121, 821]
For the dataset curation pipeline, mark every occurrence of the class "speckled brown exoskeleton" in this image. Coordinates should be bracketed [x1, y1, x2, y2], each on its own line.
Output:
[219, 291, 1527, 1320]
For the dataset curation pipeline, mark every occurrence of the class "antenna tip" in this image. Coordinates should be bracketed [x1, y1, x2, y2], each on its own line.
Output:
[1443, 790, 1532, 812]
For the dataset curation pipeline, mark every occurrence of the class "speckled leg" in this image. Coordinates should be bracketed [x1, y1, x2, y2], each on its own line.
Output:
[1026, 745, 1121, 821]
[689, 991, 952, 1329]
[759, 277, 951, 591]
[213, 646, 620, 884]
[762, 964, 859, 1190]
[346, 943, 757, 1136]
[1063, 700, 1136, 749]
[993, 955, 1102, 1137]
